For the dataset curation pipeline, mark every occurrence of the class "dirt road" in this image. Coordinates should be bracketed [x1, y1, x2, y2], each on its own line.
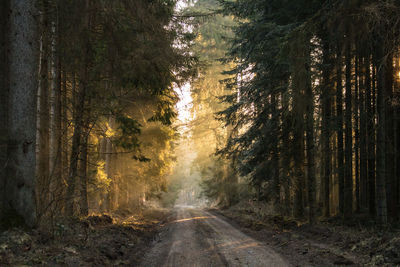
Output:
[140, 207, 289, 267]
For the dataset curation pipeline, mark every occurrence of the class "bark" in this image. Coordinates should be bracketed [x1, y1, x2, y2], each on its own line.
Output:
[99, 138, 107, 212]
[36, 0, 50, 220]
[376, 49, 388, 225]
[321, 38, 332, 217]
[384, 54, 395, 221]
[344, 40, 353, 219]
[293, 120, 305, 219]
[298, 37, 316, 223]
[366, 56, 376, 217]
[291, 33, 307, 219]
[359, 56, 368, 211]
[61, 70, 69, 190]
[49, 10, 62, 214]
[281, 92, 291, 216]
[65, 0, 90, 217]
[395, 109, 400, 222]
[79, 130, 89, 216]
[271, 93, 280, 210]
[79, 94, 91, 216]
[354, 54, 360, 213]
[105, 115, 115, 211]
[394, 55, 400, 222]
[0, 0, 10, 218]
[305, 69, 316, 223]
[6, 0, 39, 227]
[336, 48, 345, 215]
[65, 78, 86, 216]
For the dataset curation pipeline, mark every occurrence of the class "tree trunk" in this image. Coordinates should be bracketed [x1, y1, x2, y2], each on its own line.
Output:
[290, 32, 308, 219]
[79, 95, 91, 216]
[366, 56, 376, 217]
[359, 56, 368, 211]
[305, 71, 316, 224]
[384, 54, 395, 222]
[65, 79, 86, 216]
[65, 0, 90, 217]
[271, 93, 280, 210]
[79, 129, 89, 216]
[0, 0, 10, 219]
[6, 0, 39, 227]
[354, 54, 360, 213]
[395, 109, 400, 222]
[105, 116, 114, 211]
[281, 91, 292, 216]
[375, 45, 388, 225]
[61, 69, 69, 202]
[36, 0, 50, 220]
[321, 38, 332, 218]
[336, 48, 345, 215]
[394, 55, 400, 222]
[344, 40, 353, 219]
[49, 8, 62, 214]
[99, 137, 107, 212]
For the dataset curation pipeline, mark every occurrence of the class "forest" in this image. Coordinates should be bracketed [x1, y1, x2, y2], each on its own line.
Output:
[1, 0, 400, 266]
[210, 0, 400, 225]
[1, 0, 196, 228]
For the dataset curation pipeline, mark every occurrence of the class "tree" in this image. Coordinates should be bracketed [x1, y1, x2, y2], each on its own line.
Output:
[6, 0, 39, 227]
[36, 0, 50, 220]
[0, 0, 10, 221]
[344, 32, 353, 219]
[216, 0, 400, 225]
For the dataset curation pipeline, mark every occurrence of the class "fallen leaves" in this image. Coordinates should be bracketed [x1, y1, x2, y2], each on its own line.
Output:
[0, 209, 171, 266]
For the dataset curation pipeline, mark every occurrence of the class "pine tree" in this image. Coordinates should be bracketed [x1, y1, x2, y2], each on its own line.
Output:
[6, 0, 40, 227]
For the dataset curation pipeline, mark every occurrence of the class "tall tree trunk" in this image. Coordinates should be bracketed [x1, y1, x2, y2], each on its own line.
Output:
[36, 0, 50, 220]
[105, 116, 114, 211]
[359, 56, 368, 211]
[305, 69, 315, 224]
[61, 69, 69, 199]
[49, 7, 62, 214]
[375, 45, 388, 225]
[6, 0, 39, 227]
[384, 54, 395, 222]
[366, 56, 376, 217]
[271, 93, 280, 210]
[281, 92, 292, 216]
[65, 0, 90, 217]
[354, 54, 360, 213]
[65, 78, 86, 216]
[0, 0, 10, 219]
[336, 47, 345, 215]
[79, 96, 91, 216]
[395, 107, 400, 222]
[79, 127, 89, 216]
[394, 54, 400, 222]
[321, 37, 332, 218]
[344, 40, 353, 219]
[99, 137, 107, 212]
[290, 32, 308, 219]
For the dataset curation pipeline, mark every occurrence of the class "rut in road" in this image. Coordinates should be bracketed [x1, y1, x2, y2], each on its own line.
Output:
[140, 207, 289, 267]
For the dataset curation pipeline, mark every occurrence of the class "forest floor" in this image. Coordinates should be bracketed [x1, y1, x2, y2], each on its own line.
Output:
[2, 204, 400, 266]
[213, 201, 400, 266]
[0, 208, 172, 266]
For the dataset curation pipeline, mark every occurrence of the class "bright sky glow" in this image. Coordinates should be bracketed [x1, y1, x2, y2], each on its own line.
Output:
[176, 0, 195, 12]
[176, 1, 186, 12]
[175, 82, 194, 126]
[174, 0, 195, 131]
